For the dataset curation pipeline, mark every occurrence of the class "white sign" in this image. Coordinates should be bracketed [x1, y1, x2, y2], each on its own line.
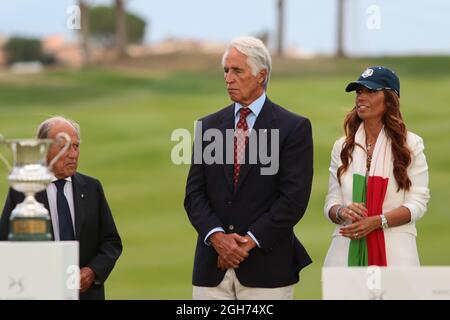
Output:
[0, 242, 79, 300]
[322, 266, 450, 300]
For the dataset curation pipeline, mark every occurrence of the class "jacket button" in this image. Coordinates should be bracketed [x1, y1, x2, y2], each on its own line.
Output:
[228, 225, 235, 231]
[227, 201, 232, 205]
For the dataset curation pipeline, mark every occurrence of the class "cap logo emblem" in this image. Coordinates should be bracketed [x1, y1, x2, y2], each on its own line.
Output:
[361, 68, 374, 78]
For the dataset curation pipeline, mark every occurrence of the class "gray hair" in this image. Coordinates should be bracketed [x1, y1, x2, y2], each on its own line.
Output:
[37, 116, 81, 140]
[222, 36, 272, 89]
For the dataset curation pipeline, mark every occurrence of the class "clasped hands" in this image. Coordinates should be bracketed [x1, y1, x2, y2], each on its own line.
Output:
[338, 202, 381, 240]
[210, 232, 256, 271]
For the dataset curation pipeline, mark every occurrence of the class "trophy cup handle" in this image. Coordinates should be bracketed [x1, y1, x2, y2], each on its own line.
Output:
[0, 134, 12, 171]
[48, 132, 71, 170]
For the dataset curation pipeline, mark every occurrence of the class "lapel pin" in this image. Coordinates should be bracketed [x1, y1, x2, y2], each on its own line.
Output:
[81, 194, 84, 199]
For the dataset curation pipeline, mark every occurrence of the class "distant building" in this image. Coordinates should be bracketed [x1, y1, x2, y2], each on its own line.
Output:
[42, 34, 83, 68]
[143, 37, 227, 55]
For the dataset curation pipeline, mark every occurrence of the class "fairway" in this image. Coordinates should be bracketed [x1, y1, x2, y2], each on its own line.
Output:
[0, 56, 449, 299]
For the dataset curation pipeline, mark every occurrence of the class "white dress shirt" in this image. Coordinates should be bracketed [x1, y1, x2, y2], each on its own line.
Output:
[46, 176, 76, 241]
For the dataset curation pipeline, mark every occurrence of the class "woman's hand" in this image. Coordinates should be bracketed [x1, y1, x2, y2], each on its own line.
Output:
[340, 215, 381, 239]
[340, 202, 368, 222]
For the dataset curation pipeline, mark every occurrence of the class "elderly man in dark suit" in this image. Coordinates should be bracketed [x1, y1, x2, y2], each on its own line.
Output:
[184, 36, 313, 299]
[0, 116, 122, 300]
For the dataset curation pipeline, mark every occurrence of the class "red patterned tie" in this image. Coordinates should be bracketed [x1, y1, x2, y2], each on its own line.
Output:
[234, 107, 252, 189]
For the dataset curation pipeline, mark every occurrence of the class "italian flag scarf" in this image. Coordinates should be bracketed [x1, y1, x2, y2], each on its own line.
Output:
[348, 123, 391, 266]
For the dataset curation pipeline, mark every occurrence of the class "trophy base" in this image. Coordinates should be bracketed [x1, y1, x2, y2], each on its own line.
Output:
[8, 216, 53, 241]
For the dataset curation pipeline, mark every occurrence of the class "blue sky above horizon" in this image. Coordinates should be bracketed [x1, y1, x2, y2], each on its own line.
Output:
[1, 0, 449, 56]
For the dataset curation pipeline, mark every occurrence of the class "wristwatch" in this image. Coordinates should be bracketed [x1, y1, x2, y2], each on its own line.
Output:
[380, 214, 389, 229]
[335, 206, 345, 224]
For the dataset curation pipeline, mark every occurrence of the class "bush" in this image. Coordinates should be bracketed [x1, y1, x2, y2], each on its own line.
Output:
[5, 37, 43, 64]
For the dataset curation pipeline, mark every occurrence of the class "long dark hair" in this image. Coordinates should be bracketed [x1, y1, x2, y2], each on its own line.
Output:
[337, 90, 412, 191]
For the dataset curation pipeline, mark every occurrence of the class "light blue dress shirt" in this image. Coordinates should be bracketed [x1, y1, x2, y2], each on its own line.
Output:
[233, 92, 266, 131]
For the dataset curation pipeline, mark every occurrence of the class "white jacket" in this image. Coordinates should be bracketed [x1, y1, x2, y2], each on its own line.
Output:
[324, 131, 430, 236]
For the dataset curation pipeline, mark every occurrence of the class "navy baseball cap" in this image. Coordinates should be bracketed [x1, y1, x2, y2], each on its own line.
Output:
[345, 66, 400, 97]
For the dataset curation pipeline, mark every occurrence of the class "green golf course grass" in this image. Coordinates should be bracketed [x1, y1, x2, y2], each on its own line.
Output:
[0, 55, 449, 299]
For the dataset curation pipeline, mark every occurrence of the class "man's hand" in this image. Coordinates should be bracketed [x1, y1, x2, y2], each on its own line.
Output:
[217, 255, 227, 271]
[239, 234, 256, 252]
[80, 267, 96, 293]
[210, 232, 249, 270]
[215, 234, 256, 271]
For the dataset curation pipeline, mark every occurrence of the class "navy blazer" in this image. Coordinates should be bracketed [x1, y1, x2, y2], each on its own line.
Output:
[0, 172, 122, 300]
[184, 97, 313, 288]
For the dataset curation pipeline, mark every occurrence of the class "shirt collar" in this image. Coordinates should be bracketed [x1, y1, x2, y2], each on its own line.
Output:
[234, 92, 266, 118]
[51, 175, 72, 183]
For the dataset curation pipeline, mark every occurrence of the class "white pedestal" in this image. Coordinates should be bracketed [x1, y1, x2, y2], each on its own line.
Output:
[0, 242, 79, 300]
[322, 266, 450, 300]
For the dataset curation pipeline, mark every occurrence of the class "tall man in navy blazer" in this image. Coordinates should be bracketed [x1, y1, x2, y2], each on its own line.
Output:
[184, 36, 313, 299]
[0, 116, 122, 300]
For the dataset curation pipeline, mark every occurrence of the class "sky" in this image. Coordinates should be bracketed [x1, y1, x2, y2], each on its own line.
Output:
[1, 0, 449, 56]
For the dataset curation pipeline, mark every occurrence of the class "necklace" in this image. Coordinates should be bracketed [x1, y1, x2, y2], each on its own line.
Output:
[366, 142, 373, 171]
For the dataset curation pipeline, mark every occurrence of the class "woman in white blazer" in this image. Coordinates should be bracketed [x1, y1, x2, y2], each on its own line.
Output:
[323, 66, 430, 267]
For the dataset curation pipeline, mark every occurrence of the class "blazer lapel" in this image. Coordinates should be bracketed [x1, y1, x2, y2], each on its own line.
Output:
[234, 97, 277, 193]
[71, 173, 87, 240]
[36, 191, 50, 212]
[36, 191, 54, 238]
[218, 104, 236, 193]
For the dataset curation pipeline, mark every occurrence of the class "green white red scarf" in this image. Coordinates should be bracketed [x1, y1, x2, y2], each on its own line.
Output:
[348, 123, 390, 266]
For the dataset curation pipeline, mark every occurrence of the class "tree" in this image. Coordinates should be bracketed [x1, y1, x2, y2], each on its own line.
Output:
[79, 0, 91, 65]
[115, 0, 127, 57]
[254, 30, 269, 46]
[88, 5, 146, 51]
[276, 0, 285, 56]
[336, 0, 345, 57]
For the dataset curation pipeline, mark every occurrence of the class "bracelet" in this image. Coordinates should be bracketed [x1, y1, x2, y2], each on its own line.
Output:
[380, 214, 389, 229]
[335, 205, 345, 224]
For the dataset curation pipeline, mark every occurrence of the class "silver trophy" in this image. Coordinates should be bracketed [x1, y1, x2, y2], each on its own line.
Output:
[0, 133, 70, 241]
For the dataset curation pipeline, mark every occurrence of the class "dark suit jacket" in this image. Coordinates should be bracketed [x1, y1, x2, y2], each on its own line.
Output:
[184, 97, 313, 288]
[0, 172, 122, 300]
